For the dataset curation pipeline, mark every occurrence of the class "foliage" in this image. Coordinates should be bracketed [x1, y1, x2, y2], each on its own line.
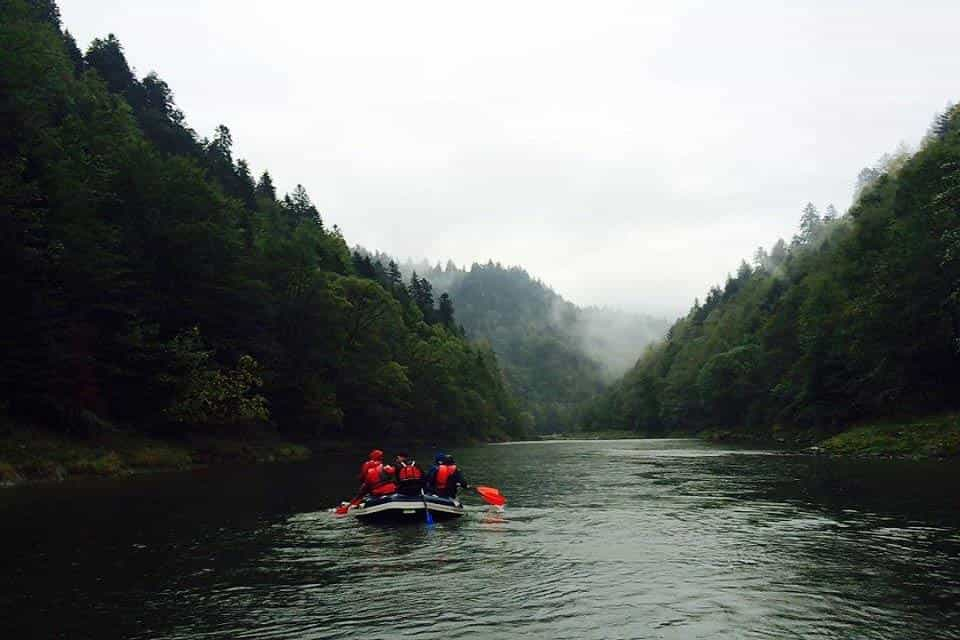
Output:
[366, 258, 668, 433]
[0, 1, 525, 443]
[582, 103, 960, 435]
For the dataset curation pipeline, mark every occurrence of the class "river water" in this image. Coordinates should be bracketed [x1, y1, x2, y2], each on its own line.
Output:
[2, 439, 960, 639]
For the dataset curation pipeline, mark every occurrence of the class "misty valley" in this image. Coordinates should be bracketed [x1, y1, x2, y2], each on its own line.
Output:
[3, 1, 960, 638]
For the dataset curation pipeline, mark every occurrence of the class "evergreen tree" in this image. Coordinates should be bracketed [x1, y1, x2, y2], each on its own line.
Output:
[794, 202, 823, 246]
[85, 34, 135, 93]
[823, 203, 838, 223]
[438, 292, 455, 328]
[387, 260, 403, 290]
[255, 171, 276, 201]
[63, 30, 84, 74]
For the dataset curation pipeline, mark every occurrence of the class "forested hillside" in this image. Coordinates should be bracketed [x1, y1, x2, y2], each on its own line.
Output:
[582, 106, 960, 436]
[378, 259, 668, 432]
[0, 0, 525, 445]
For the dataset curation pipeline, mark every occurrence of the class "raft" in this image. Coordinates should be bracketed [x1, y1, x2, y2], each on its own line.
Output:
[352, 492, 465, 523]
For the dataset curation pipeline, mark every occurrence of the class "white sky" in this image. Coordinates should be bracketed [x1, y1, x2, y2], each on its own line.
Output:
[60, 0, 960, 315]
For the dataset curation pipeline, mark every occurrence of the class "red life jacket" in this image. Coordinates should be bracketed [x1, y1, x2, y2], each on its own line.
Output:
[364, 463, 397, 496]
[359, 459, 378, 481]
[435, 464, 457, 489]
[398, 461, 422, 481]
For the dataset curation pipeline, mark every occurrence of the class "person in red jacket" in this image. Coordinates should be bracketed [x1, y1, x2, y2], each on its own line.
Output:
[394, 451, 425, 496]
[358, 449, 384, 482]
[358, 460, 397, 498]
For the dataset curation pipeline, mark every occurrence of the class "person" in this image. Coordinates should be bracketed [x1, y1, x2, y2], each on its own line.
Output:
[359, 449, 384, 482]
[423, 452, 445, 494]
[394, 451, 425, 496]
[356, 457, 397, 500]
[427, 454, 469, 499]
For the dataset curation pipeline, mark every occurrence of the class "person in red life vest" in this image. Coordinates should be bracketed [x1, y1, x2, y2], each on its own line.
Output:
[394, 451, 425, 496]
[358, 449, 384, 482]
[356, 459, 397, 499]
[425, 454, 468, 499]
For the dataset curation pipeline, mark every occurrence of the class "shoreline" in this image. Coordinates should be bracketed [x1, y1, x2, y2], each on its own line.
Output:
[0, 426, 312, 489]
[556, 413, 960, 460]
[698, 413, 960, 459]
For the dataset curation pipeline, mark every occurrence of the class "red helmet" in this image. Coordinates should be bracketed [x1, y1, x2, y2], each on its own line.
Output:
[369, 449, 383, 461]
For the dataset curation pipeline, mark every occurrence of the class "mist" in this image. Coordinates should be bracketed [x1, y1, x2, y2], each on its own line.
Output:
[57, 0, 960, 316]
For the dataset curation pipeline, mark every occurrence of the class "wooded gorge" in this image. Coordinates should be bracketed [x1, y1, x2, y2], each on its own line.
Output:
[581, 108, 960, 438]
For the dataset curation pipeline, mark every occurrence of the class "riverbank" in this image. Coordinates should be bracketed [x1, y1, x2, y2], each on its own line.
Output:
[701, 413, 960, 459]
[0, 426, 312, 487]
[817, 414, 960, 458]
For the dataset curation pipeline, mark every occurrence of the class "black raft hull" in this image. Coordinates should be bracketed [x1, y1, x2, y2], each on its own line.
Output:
[353, 493, 465, 523]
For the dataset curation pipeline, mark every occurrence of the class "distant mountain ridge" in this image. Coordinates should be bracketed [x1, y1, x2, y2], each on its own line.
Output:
[356, 252, 669, 432]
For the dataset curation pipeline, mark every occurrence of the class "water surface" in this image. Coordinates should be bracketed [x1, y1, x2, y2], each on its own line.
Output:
[2, 439, 959, 639]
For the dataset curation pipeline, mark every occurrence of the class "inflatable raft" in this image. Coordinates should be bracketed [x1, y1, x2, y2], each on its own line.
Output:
[352, 492, 465, 523]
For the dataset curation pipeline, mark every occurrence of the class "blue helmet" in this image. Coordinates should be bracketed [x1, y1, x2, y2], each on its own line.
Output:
[434, 451, 446, 464]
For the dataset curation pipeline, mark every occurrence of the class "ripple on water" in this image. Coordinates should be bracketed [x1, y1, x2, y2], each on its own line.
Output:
[7, 439, 959, 640]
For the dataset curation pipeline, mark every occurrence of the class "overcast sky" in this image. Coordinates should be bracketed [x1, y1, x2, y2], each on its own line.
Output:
[60, 1, 959, 316]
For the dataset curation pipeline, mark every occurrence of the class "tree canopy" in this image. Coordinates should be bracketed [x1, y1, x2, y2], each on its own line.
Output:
[581, 106, 960, 434]
[0, 0, 525, 442]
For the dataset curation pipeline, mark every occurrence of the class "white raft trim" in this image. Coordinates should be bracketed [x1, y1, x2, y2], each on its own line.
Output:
[354, 496, 464, 518]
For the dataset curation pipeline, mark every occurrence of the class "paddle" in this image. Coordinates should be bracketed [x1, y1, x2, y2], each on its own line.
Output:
[421, 489, 434, 526]
[334, 496, 362, 516]
[474, 485, 507, 507]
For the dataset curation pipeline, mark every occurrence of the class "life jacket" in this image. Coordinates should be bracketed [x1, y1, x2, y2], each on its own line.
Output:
[398, 460, 423, 482]
[359, 459, 379, 481]
[364, 463, 397, 496]
[359, 450, 383, 480]
[435, 464, 457, 489]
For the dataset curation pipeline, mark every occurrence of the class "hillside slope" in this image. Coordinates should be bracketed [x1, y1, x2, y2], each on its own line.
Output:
[582, 106, 960, 437]
[0, 0, 525, 448]
[404, 260, 668, 432]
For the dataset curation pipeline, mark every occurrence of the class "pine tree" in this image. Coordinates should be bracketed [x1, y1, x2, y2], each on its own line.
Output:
[255, 171, 276, 201]
[794, 202, 823, 246]
[284, 184, 322, 226]
[387, 260, 402, 290]
[770, 239, 788, 266]
[438, 293, 455, 328]
[823, 204, 838, 223]
[63, 30, 84, 74]
[85, 34, 136, 94]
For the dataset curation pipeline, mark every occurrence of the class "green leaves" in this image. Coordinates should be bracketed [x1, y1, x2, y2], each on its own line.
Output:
[0, 2, 527, 443]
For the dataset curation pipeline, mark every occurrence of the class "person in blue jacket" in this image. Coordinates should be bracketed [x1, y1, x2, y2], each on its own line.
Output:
[425, 454, 469, 498]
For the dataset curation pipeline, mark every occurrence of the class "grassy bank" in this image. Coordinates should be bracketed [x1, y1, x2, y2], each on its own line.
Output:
[700, 414, 960, 458]
[0, 426, 312, 487]
[818, 414, 960, 458]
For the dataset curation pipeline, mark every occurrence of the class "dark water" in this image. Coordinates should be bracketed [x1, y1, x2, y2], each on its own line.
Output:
[3, 439, 960, 639]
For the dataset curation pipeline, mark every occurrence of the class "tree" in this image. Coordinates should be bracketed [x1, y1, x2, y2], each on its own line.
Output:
[161, 328, 269, 428]
[387, 260, 403, 290]
[769, 239, 788, 266]
[794, 202, 823, 246]
[438, 292, 455, 328]
[928, 103, 957, 142]
[855, 167, 882, 198]
[753, 247, 769, 271]
[255, 171, 276, 201]
[284, 184, 322, 226]
[62, 30, 83, 74]
[823, 203, 838, 223]
[85, 34, 135, 93]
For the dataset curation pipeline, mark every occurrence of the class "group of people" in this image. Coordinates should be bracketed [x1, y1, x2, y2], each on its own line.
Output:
[356, 449, 468, 501]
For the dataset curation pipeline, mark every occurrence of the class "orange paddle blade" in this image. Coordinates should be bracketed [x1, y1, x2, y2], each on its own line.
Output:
[475, 486, 506, 506]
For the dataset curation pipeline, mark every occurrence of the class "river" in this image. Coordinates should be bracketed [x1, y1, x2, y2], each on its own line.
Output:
[2, 439, 959, 639]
